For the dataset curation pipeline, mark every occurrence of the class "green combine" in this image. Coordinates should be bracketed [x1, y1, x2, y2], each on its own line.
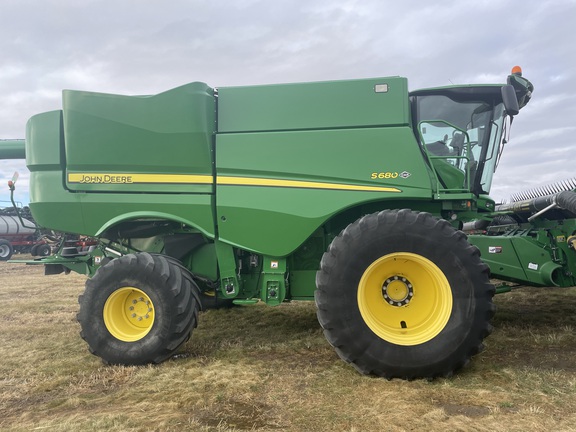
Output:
[4, 66, 567, 380]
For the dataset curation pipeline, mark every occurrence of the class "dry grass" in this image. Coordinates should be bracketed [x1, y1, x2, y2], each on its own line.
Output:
[2, 260, 576, 431]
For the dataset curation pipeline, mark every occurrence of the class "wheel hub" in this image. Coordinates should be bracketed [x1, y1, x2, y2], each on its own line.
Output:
[103, 287, 155, 342]
[128, 296, 153, 324]
[382, 276, 414, 307]
[357, 252, 453, 345]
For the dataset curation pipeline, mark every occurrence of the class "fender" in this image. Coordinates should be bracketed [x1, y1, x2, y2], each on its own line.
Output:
[95, 210, 216, 239]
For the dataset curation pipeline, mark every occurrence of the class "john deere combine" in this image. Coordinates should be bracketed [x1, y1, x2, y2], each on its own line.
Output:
[4, 66, 569, 380]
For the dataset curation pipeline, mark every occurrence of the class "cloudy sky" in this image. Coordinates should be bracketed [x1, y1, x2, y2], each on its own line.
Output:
[1, 0, 574, 206]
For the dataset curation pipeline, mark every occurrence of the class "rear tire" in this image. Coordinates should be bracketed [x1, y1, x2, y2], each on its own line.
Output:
[77, 252, 201, 365]
[316, 209, 495, 379]
[0, 239, 13, 261]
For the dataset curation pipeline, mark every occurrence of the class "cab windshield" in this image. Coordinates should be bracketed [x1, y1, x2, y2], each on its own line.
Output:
[412, 90, 507, 195]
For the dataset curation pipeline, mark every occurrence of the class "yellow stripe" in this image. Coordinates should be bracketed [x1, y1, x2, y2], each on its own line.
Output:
[217, 176, 401, 193]
[67, 172, 401, 193]
[67, 173, 212, 184]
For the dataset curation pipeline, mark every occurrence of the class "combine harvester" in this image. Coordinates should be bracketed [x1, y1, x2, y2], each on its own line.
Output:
[2, 66, 572, 379]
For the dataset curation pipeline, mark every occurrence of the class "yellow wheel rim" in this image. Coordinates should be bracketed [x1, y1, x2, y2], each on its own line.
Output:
[358, 252, 452, 345]
[103, 287, 155, 342]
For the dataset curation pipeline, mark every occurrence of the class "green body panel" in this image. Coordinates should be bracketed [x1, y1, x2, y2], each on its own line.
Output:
[26, 111, 84, 232]
[215, 127, 432, 255]
[430, 158, 466, 192]
[26, 107, 215, 237]
[29, 170, 215, 237]
[469, 235, 557, 286]
[26, 111, 63, 170]
[289, 270, 318, 299]
[184, 243, 218, 280]
[63, 82, 215, 194]
[218, 77, 409, 132]
[469, 221, 576, 287]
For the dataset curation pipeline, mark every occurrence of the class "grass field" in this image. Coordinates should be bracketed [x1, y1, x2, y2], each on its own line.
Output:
[2, 259, 576, 431]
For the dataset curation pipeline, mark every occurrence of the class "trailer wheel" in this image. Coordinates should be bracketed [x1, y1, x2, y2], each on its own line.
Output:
[0, 239, 13, 261]
[35, 244, 51, 257]
[77, 252, 200, 365]
[315, 209, 495, 379]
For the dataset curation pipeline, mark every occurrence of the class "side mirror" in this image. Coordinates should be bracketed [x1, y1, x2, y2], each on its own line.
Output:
[501, 85, 519, 116]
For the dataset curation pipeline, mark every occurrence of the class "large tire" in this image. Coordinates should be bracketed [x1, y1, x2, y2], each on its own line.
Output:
[316, 209, 495, 379]
[77, 252, 201, 365]
[0, 239, 13, 261]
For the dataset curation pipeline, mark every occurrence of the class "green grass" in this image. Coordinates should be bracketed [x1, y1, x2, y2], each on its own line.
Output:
[2, 261, 576, 431]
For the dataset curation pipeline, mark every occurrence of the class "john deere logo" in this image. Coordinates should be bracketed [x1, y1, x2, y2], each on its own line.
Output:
[79, 174, 134, 184]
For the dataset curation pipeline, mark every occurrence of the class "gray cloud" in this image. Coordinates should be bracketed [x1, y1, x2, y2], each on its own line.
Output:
[1, 0, 575, 204]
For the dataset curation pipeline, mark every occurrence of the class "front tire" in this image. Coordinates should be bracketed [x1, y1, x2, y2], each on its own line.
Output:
[77, 253, 201, 365]
[315, 209, 495, 379]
